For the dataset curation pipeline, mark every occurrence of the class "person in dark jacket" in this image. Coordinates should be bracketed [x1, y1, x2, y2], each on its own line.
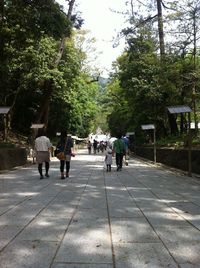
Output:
[56, 130, 74, 179]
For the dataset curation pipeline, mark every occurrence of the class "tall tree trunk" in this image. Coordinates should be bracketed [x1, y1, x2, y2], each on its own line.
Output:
[0, 0, 4, 67]
[156, 0, 165, 60]
[36, 0, 76, 127]
[192, 9, 198, 134]
[36, 80, 53, 125]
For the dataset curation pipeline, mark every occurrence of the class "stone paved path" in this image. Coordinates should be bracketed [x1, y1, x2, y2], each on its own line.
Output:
[1, 149, 200, 268]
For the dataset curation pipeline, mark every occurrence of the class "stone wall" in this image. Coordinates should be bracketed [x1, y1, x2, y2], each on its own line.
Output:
[0, 148, 27, 170]
[134, 147, 200, 175]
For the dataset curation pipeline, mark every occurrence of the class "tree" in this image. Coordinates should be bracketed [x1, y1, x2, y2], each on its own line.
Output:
[35, 0, 77, 126]
[166, 0, 200, 132]
[0, 0, 77, 130]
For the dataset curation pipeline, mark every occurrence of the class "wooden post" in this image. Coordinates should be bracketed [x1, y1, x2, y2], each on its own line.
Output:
[188, 112, 192, 177]
[3, 114, 7, 142]
[153, 128, 156, 163]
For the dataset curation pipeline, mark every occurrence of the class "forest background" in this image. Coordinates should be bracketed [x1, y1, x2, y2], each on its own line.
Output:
[0, 0, 200, 147]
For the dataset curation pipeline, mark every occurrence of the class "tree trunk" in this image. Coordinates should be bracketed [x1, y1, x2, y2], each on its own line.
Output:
[0, 0, 4, 67]
[192, 9, 198, 134]
[35, 0, 76, 127]
[36, 80, 53, 126]
[156, 0, 165, 59]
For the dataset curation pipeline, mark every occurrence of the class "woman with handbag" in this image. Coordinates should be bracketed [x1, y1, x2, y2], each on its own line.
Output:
[56, 130, 74, 179]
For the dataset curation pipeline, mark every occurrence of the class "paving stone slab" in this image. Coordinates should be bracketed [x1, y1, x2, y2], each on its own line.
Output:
[39, 205, 77, 217]
[0, 225, 23, 251]
[78, 197, 107, 209]
[128, 189, 157, 199]
[51, 192, 81, 201]
[109, 206, 144, 218]
[63, 184, 87, 193]
[111, 218, 159, 243]
[63, 225, 110, 244]
[166, 241, 200, 267]
[73, 208, 108, 220]
[52, 263, 113, 268]
[71, 216, 108, 226]
[114, 242, 178, 268]
[136, 202, 175, 213]
[17, 215, 71, 242]
[144, 211, 191, 227]
[184, 217, 200, 229]
[169, 201, 200, 216]
[154, 193, 186, 203]
[4, 205, 44, 218]
[0, 213, 34, 226]
[0, 239, 58, 268]
[55, 240, 112, 264]
[155, 226, 200, 243]
[28, 194, 57, 204]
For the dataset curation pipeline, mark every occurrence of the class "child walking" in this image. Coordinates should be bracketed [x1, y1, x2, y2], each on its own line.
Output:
[105, 148, 113, 172]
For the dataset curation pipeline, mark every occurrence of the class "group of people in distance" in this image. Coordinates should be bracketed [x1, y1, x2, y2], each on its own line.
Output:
[34, 129, 129, 180]
[87, 139, 107, 155]
[34, 129, 74, 180]
[87, 134, 129, 172]
[105, 133, 129, 172]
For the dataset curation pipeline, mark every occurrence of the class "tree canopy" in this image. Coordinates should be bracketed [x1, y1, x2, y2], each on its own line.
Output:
[0, 0, 100, 138]
[1, 0, 200, 145]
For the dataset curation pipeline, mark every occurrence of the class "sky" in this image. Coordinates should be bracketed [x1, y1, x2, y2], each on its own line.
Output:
[56, 0, 127, 77]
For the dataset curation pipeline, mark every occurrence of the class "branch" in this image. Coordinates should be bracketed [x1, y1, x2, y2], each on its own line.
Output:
[55, 0, 76, 67]
[161, 1, 177, 12]
[67, 0, 76, 19]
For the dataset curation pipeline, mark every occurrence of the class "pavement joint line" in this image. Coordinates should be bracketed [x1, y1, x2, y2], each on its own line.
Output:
[103, 169, 116, 268]
[0, 184, 71, 253]
[0, 196, 30, 216]
[49, 169, 92, 268]
[125, 165, 200, 233]
[118, 172, 182, 268]
[54, 261, 113, 265]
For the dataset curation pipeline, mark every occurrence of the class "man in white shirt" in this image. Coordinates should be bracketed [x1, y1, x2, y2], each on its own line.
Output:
[35, 128, 52, 179]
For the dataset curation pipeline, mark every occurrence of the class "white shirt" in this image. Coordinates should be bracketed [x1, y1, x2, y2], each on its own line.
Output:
[35, 136, 52, 152]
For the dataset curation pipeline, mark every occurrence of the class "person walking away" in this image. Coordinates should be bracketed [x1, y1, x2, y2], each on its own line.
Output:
[93, 139, 97, 154]
[113, 133, 126, 171]
[56, 130, 74, 179]
[122, 135, 129, 166]
[105, 147, 113, 172]
[87, 140, 92, 154]
[34, 128, 52, 179]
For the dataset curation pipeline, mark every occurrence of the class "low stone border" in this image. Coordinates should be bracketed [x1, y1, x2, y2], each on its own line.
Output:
[0, 148, 27, 170]
[134, 147, 200, 175]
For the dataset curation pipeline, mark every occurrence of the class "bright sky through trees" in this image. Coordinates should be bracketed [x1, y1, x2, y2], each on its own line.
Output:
[56, 0, 127, 77]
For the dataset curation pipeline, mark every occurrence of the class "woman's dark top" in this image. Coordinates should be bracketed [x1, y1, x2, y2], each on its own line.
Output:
[56, 136, 73, 155]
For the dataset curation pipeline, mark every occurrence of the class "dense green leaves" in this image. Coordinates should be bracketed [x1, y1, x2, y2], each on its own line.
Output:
[0, 0, 99, 138]
[106, 1, 200, 140]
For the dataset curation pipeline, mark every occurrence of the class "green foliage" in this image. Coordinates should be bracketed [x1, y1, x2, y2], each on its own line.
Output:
[107, 12, 200, 141]
[0, 1, 99, 139]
